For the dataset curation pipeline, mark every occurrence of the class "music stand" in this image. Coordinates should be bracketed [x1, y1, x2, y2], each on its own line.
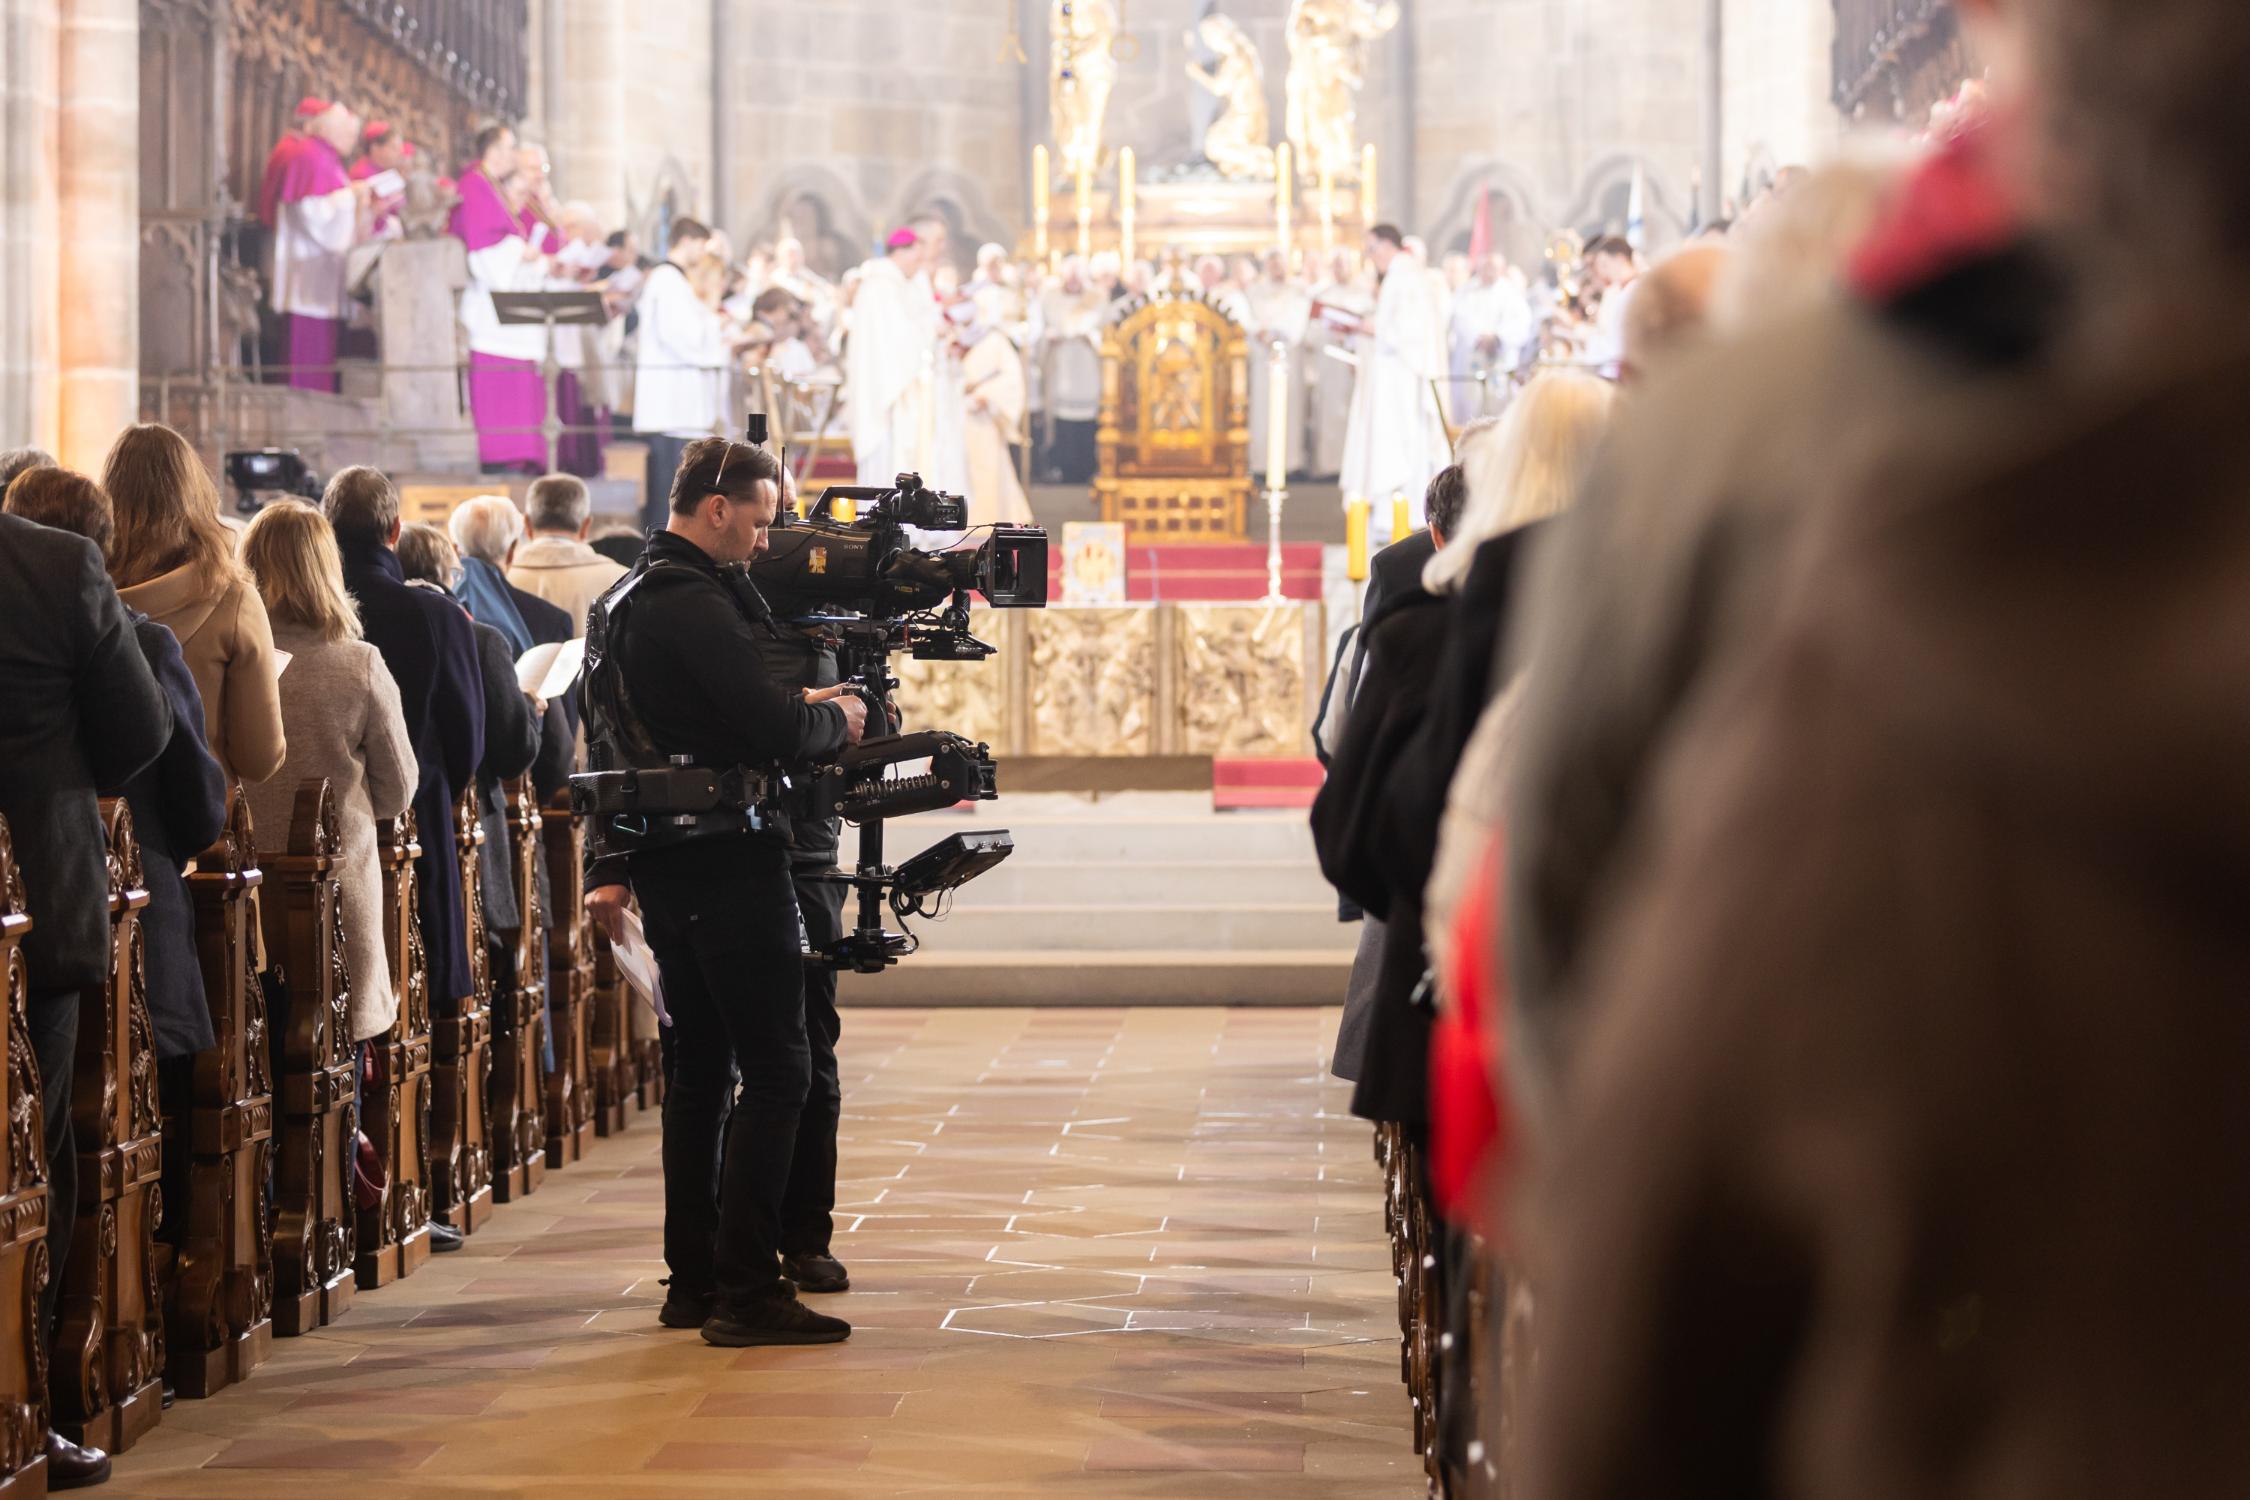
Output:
[492, 290, 609, 473]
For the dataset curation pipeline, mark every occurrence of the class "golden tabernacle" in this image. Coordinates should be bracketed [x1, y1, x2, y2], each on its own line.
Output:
[1095, 291, 1254, 545]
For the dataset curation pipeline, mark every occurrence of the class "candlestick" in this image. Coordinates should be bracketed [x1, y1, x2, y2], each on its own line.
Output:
[1361, 143, 1378, 225]
[1390, 492, 1412, 545]
[1346, 496, 1370, 582]
[1274, 142, 1293, 259]
[1261, 483, 1288, 604]
[1319, 163, 1335, 257]
[1076, 163, 1093, 259]
[1032, 144, 1051, 266]
[1119, 147, 1136, 265]
[1265, 342, 1289, 492]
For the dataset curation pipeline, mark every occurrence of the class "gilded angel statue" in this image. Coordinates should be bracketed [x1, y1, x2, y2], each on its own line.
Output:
[1052, 0, 1119, 179]
[1185, 13, 1276, 179]
[1284, 0, 1400, 181]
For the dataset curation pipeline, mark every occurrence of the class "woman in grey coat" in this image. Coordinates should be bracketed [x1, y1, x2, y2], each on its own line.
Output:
[240, 502, 419, 1042]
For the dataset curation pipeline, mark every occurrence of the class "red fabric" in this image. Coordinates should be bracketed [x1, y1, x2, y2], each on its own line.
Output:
[1468, 187, 1493, 262]
[1847, 112, 2022, 302]
[1429, 829, 1513, 1237]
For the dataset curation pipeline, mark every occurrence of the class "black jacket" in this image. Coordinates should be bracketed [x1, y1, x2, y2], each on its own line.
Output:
[465, 613, 542, 930]
[584, 529, 851, 887]
[0, 514, 171, 992]
[339, 536, 486, 1004]
[125, 615, 230, 1057]
[1310, 585, 1451, 1126]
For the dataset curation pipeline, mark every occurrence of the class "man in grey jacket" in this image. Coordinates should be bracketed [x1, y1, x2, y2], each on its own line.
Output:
[0, 509, 173, 1488]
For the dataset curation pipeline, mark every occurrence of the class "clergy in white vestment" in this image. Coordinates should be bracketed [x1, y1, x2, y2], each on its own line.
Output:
[962, 323, 1035, 529]
[1244, 252, 1313, 479]
[266, 99, 369, 394]
[1447, 253, 1534, 424]
[847, 228, 938, 487]
[1036, 258, 1106, 484]
[769, 237, 839, 337]
[1304, 250, 1371, 479]
[912, 219, 971, 494]
[1338, 225, 1453, 542]
[634, 216, 734, 528]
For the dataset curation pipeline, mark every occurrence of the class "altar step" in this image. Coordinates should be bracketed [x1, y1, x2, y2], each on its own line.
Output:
[838, 791, 1353, 1008]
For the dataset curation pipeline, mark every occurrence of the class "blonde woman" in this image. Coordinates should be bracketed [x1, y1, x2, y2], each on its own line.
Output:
[103, 422, 288, 783]
[240, 501, 419, 1042]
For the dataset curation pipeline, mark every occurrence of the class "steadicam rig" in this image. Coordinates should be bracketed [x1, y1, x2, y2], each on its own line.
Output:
[747, 473, 1050, 975]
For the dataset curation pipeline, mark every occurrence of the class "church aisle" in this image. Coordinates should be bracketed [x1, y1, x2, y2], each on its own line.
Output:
[110, 1007, 1419, 1497]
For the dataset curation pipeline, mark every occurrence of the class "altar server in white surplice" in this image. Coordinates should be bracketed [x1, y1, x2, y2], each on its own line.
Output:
[1338, 224, 1452, 542]
[1448, 253, 1534, 424]
[962, 322, 1034, 528]
[1245, 251, 1313, 479]
[1305, 250, 1370, 479]
[847, 229, 937, 486]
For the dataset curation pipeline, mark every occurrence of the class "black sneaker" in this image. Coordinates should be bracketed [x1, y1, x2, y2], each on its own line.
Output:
[657, 1277, 714, 1329]
[700, 1294, 851, 1347]
[427, 1221, 465, 1253]
[782, 1251, 850, 1294]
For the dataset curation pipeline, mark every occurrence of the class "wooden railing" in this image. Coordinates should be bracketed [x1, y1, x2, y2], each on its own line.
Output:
[262, 782, 356, 1336]
[49, 801, 165, 1454]
[429, 790, 495, 1235]
[172, 790, 273, 1399]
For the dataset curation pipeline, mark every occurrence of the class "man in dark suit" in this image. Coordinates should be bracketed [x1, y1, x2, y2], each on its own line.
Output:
[0, 509, 173, 1488]
[323, 468, 486, 1034]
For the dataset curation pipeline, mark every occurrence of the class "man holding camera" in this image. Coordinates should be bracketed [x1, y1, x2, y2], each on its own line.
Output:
[580, 437, 867, 1347]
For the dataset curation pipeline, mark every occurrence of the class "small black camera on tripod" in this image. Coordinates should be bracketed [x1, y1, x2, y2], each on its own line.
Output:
[223, 448, 323, 516]
[748, 465, 1049, 974]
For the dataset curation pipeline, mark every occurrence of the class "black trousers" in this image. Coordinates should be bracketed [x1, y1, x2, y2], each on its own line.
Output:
[635, 836, 809, 1305]
[783, 855, 846, 1256]
[28, 987, 78, 1342]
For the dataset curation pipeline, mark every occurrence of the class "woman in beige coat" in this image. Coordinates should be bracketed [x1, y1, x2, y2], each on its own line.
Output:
[240, 502, 419, 1041]
[103, 423, 287, 784]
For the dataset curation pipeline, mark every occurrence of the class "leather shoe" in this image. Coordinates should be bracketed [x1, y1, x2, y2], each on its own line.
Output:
[657, 1277, 713, 1329]
[701, 1295, 850, 1347]
[782, 1251, 850, 1293]
[427, 1220, 464, 1253]
[45, 1430, 111, 1489]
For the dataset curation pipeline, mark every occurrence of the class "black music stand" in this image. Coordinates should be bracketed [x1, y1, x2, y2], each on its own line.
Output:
[492, 290, 609, 472]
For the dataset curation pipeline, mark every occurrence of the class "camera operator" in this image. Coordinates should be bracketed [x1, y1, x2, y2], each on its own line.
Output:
[580, 436, 867, 1347]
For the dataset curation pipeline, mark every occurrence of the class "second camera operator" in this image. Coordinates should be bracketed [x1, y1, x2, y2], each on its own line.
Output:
[579, 437, 867, 1348]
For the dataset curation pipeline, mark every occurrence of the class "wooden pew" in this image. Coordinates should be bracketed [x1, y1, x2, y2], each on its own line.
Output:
[357, 813, 433, 1288]
[541, 792, 596, 1164]
[428, 790, 494, 1235]
[262, 780, 357, 1335]
[487, 780, 547, 1201]
[49, 801, 164, 1454]
[586, 929, 631, 1137]
[171, 789, 272, 1397]
[0, 816, 53, 1495]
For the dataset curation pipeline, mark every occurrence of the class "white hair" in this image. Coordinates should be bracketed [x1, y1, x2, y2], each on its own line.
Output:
[448, 493, 525, 564]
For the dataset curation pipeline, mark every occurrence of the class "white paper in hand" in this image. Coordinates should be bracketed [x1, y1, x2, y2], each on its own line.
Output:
[611, 904, 669, 1027]
[514, 636, 586, 700]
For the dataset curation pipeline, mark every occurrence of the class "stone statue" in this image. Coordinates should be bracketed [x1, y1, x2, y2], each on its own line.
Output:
[398, 154, 462, 240]
[1284, 0, 1399, 183]
[1051, 0, 1119, 180]
[1185, 13, 1275, 180]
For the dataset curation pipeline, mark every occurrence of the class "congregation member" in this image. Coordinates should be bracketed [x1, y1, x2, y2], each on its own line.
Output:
[507, 472, 628, 636]
[0, 445, 53, 491]
[0, 491, 171, 1492]
[448, 493, 571, 652]
[961, 311, 1034, 528]
[324, 467, 484, 1168]
[239, 501, 418, 1047]
[1339, 224, 1453, 544]
[261, 98, 370, 392]
[452, 123, 551, 475]
[635, 216, 734, 529]
[846, 227, 937, 486]
[102, 423, 288, 786]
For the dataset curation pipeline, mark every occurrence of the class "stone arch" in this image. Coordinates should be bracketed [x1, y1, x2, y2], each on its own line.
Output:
[743, 164, 873, 281]
[629, 155, 706, 256]
[1565, 153, 1690, 253]
[889, 167, 1013, 278]
[1424, 159, 1546, 274]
